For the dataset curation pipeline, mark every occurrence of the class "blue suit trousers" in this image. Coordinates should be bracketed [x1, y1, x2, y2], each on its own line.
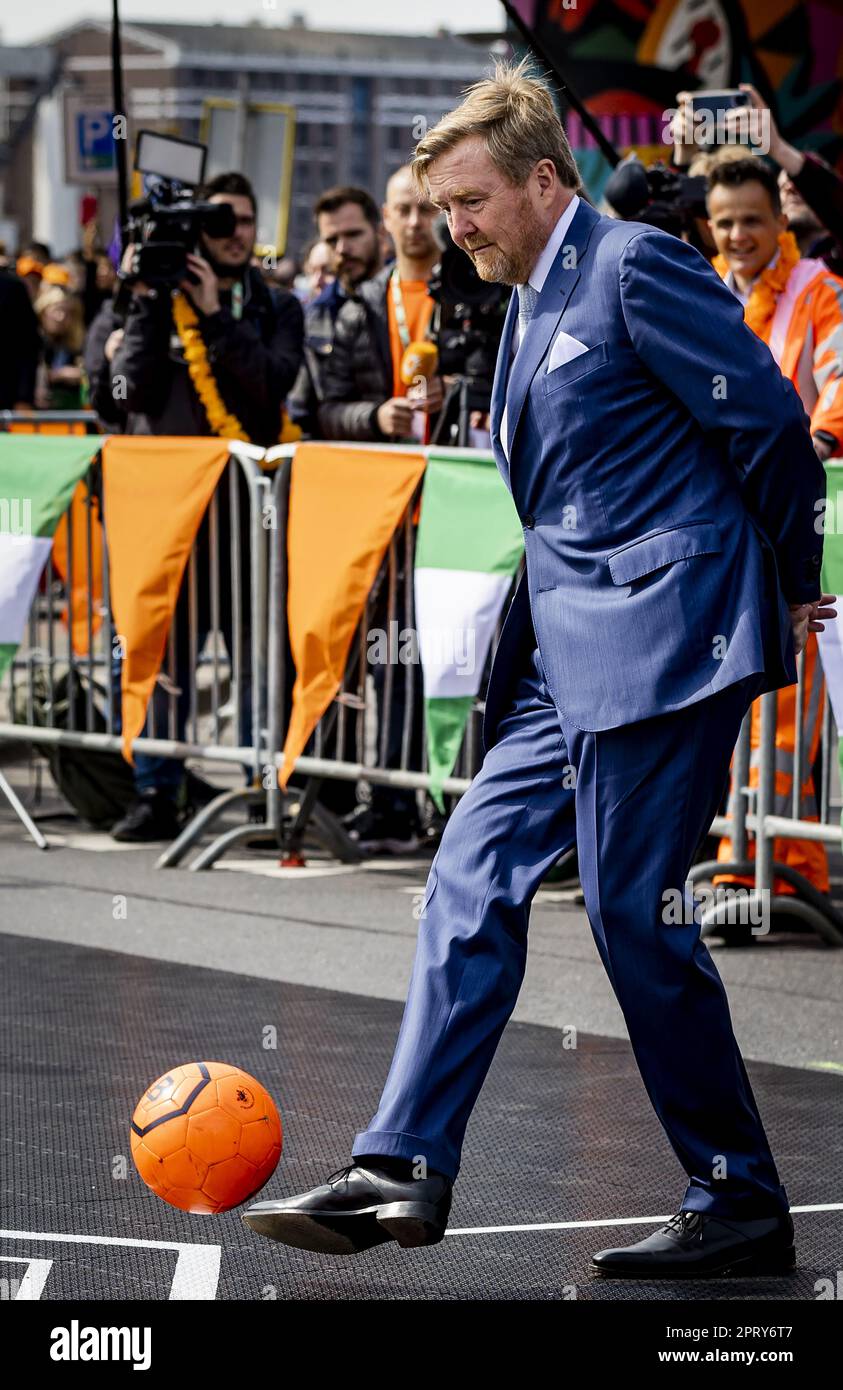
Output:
[352, 642, 789, 1219]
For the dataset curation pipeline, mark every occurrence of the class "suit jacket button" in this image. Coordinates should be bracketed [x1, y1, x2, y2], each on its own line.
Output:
[523, 514, 535, 529]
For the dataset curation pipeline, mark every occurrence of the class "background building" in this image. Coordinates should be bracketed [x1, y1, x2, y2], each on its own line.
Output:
[0, 17, 497, 257]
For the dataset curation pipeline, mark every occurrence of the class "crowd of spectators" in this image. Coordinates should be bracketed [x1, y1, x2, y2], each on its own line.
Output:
[4, 82, 843, 861]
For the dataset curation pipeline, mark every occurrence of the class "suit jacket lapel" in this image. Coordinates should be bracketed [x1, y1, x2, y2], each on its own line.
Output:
[502, 200, 599, 466]
[490, 289, 517, 480]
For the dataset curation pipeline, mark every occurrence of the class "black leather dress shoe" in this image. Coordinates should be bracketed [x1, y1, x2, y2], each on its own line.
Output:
[242, 1162, 453, 1255]
[591, 1210, 796, 1278]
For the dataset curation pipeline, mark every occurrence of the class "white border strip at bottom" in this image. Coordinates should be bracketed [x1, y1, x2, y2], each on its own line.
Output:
[0, 1230, 220, 1300]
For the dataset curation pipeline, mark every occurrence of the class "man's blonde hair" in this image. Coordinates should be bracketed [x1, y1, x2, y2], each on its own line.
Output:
[412, 57, 581, 195]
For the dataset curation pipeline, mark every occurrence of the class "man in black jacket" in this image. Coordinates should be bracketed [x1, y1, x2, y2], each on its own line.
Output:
[110, 176, 302, 441]
[288, 185, 383, 438]
[106, 171, 303, 841]
[318, 167, 443, 444]
[0, 268, 39, 409]
[317, 167, 444, 852]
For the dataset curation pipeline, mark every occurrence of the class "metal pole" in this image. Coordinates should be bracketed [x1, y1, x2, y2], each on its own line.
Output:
[756, 692, 777, 899]
[111, 0, 130, 240]
[501, 0, 621, 169]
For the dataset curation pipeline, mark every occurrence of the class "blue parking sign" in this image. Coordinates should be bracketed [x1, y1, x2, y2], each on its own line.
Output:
[76, 111, 115, 172]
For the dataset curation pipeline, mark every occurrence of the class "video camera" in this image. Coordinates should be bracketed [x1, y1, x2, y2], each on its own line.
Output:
[123, 131, 235, 288]
[604, 155, 708, 238]
[428, 214, 509, 416]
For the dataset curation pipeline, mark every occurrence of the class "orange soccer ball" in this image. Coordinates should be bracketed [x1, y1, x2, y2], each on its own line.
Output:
[130, 1061, 282, 1214]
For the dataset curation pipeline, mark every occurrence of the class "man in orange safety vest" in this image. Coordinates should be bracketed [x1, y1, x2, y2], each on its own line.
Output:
[707, 155, 843, 896]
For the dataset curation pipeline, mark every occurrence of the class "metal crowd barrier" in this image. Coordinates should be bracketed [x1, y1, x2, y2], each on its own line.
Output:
[0, 416, 272, 852]
[164, 443, 515, 870]
[689, 653, 843, 946]
[3, 423, 843, 947]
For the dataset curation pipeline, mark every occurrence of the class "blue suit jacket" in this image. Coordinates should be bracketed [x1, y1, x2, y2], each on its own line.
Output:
[482, 199, 827, 755]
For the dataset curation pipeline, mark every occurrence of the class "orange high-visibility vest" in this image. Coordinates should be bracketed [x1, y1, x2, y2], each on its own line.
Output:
[716, 634, 828, 894]
[716, 253, 843, 895]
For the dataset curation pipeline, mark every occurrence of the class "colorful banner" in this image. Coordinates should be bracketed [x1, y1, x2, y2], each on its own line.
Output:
[414, 450, 524, 810]
[279, 443, 427, 789]
[51, 480, 105, 655]
[820, 461, 843, 836]
[506, 1, 843, 198]
[0, 435, 102, 680]
[102, 437, 230, 762]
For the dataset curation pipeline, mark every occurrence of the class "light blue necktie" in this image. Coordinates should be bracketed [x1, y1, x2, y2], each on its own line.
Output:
[517, 281, 539, 351]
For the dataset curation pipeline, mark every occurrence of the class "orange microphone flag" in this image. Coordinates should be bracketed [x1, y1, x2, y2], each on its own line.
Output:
[279, 443, 427, 789]
[102, 437, 230, 762]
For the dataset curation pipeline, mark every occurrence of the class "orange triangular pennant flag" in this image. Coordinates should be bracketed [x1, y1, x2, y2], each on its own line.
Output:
[102, 437, 230, 761]
[52, 479, 105, 655]
[280, 443, 427, 788]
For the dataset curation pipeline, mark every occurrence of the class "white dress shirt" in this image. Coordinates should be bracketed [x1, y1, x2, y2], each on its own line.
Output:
[510, 194, 581, 357]
[724, 246, 779, 308]
[501, 194, 581, 459]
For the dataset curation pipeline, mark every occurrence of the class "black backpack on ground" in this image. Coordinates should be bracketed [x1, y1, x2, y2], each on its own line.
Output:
[15, 669, 135, 829]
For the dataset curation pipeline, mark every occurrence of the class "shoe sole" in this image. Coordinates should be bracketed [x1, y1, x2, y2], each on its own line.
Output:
[590, 1245, 797, 1279]
[376, 1201, 447, 1248]
[242, 1201, 446, 1254]
[242, 1206, 390, 1255]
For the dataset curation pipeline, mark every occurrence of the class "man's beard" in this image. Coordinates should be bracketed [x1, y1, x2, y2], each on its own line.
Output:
[340, 247, 380, 290]
[467, 200, 548, 286]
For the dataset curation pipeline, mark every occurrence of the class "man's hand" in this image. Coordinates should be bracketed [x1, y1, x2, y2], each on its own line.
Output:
[789, 593, 837, 655]
[406, 373, 444, 415]
[671, 92, 697, 167]
[104, 328, 125, 363]
[120, 243, 152, 297]
[180, 253, 221, 317]
[813, 432, 838, 462]
[734, 83, 805, 178]
[377, 397, 415, 437]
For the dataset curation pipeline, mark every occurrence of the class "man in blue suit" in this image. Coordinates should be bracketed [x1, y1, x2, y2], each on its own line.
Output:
[245, 63, 835, 1277]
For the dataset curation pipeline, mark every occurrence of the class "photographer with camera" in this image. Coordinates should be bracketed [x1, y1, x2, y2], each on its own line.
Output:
[111, 170, 302, 441]
[106, 169, 303, 842]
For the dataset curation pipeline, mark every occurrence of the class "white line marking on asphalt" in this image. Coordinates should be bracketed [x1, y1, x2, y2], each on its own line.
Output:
[0, 1255, 53, 1299]
[44, 833, 149, 853]
[0, 1230, 221, 1300]
[446, 1201, 843, 1237]
[216, 856, 435, 879]
[217, 860, 357, 879]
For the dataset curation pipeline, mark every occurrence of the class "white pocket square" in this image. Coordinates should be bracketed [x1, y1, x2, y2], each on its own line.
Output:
[547, 331, 590, 373]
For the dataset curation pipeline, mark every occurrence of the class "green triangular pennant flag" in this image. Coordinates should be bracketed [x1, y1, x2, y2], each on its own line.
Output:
[0, 435, 102, 679]
[414, 450, 523, 810]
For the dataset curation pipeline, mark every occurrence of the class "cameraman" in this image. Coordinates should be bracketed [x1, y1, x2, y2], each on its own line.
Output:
[111, 171, 302, 439]
[107, 170, 303, 842]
